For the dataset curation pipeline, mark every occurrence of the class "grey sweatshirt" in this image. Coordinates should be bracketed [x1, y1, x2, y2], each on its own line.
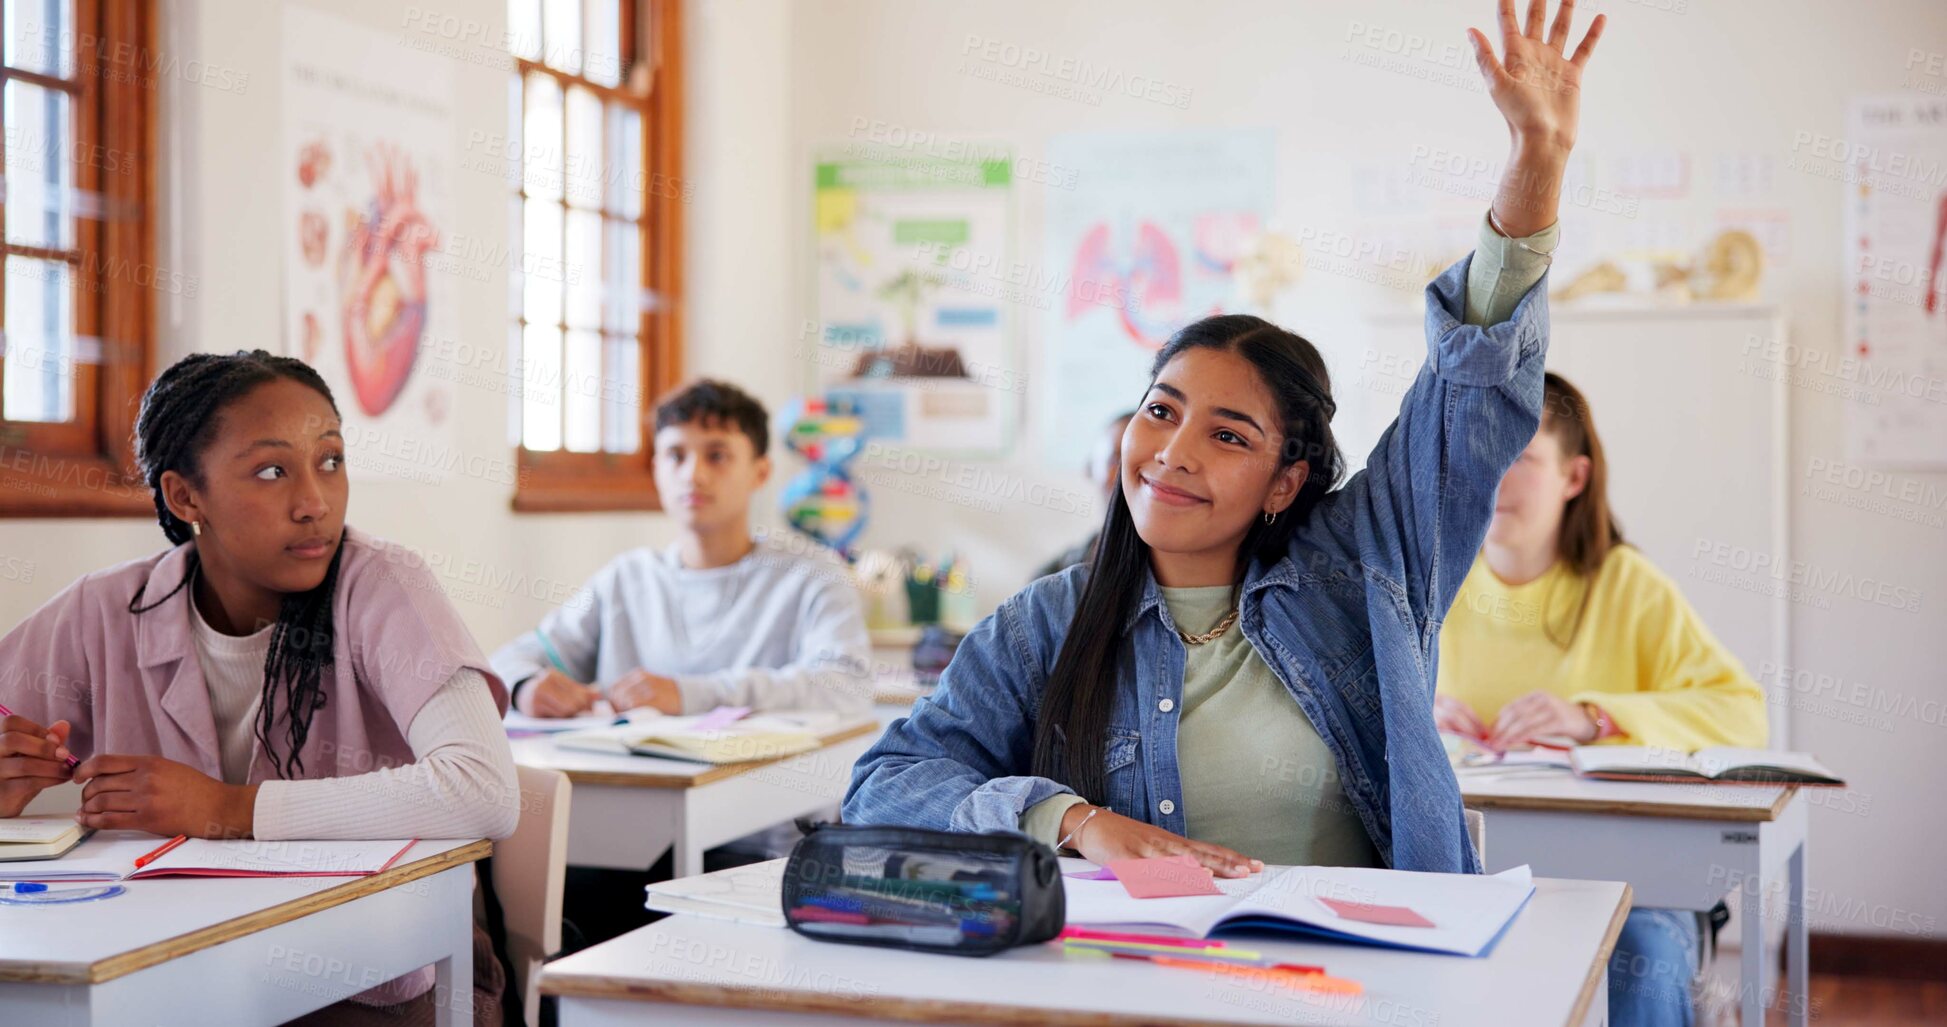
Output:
[490, 536, 874, 717]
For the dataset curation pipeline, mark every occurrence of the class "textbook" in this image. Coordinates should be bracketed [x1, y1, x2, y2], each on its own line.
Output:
[1570, 746, 1845, 786]
[1061, 861, 1535, 958]
[0, 817, 89, 862]
[0, 832, 418, 882]
[555, 711, 839, 764]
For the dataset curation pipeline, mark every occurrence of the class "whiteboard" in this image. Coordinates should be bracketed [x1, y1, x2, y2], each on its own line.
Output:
[1361, 303, 1791, 747]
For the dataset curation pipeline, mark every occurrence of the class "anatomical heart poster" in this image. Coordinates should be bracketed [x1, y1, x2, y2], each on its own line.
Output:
[283, 5, 458, 483]
[1041, 130, 1274, 471]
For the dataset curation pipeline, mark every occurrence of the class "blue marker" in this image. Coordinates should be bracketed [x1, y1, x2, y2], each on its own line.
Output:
[8, 882, 47, 893]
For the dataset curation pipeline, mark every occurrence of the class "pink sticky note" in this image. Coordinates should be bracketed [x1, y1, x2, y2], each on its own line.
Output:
[693, 706, 751, 732]
[1066, 854, 1200, 882]
[1318, 897, 1436, 928]
[1107, 857, 1223, 899]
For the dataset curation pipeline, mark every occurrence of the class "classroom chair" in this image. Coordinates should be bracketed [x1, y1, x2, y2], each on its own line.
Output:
[489, 764, 570, 1027]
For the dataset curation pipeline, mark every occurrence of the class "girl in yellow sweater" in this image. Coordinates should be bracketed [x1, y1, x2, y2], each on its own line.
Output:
[1435, 372, 1766, 1027]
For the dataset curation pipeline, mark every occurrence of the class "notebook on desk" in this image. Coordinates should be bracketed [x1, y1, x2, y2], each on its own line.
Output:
[0, 817, 90, 862]
[0, 832, 419, 882]
[555, 711, 841, 764]
[1571, 746, 1844, 786]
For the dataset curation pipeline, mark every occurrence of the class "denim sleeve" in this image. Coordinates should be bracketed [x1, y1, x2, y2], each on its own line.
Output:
[1326, 256, 1550, 642]
[843, 590, 1075, 833]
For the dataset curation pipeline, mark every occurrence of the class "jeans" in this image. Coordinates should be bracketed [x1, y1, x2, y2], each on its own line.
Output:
[1609, 907, 1701, 1027]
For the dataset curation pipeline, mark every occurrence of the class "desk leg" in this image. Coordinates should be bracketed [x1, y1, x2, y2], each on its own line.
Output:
[1787, 839, 1808, 1027]
[1741, 880, 1766, 1027]
[432, 884, 474, 1027]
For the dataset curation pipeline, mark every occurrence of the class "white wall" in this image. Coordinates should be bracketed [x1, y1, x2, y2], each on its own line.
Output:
[0, 0, 1939, 942]
[778, 0, 1947, 941]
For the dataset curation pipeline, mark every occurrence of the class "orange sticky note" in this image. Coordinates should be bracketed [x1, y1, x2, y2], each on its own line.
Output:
[1107, 857, 1223, 898]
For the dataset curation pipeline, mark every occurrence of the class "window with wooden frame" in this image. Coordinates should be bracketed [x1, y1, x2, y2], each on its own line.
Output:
[507, 0, 682, 513]
[0, 0, 155, 517]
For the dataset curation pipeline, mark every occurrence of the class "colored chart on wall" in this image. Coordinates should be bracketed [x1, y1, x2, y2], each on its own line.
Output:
[282, 5, 458, 483]
[810, 146, 1016, 455]
[1845, 94, 1947, 468]
[1041, 130, 1275, 471]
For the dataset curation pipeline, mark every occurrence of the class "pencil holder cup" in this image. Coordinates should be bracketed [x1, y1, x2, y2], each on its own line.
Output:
[782, 824, 1065, 956]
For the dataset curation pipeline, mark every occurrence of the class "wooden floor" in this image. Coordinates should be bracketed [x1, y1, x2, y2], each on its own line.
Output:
[1693, 965, 1947, 1025]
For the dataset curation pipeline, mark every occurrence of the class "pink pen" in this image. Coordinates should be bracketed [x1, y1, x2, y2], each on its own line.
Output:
[1057, 926, 1228, 950]
[0, 702, 79, 770]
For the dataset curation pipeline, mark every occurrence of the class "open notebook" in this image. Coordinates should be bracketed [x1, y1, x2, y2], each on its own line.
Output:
[554, 710, 843, 764]
[1063, 863, 1536, 957]
[1572, 746, 1845, 786]
[0, 831, 417, 882]
[644, 857, 789, 927]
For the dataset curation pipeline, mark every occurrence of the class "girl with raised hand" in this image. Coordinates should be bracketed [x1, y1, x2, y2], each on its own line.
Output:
[846, 0, 1606, 877]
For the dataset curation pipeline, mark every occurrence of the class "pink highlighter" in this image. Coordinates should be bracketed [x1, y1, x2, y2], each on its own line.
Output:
[0, 702, 80, 770]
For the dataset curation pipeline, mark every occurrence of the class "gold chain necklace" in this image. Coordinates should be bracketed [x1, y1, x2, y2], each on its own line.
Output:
[1178, 607, 1239, 646]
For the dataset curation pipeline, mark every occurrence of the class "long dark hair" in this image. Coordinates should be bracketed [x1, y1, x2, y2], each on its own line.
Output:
[1032, 315, 1344, 802]
[127, 350, 344, 779]
[1538, 372, 1625, 648]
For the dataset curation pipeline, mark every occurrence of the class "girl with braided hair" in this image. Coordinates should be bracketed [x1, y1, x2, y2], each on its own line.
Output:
[0, 350, 517, 1020]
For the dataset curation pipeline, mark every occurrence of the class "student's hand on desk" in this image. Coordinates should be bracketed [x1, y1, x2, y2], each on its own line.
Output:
[609, 670, 683, 715]
[1062, 805, 1264, 880]
[1433, 695, 1489, 740]
[0, 714, 74, 817]
[72, 755, 257, 838]
[517, 670, 602, 718]
[1484, 690, 1599, 750]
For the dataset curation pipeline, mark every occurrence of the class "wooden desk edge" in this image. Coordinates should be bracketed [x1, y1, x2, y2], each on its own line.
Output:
[538, 972, 1241, 1026]
[1566, 882, 1633, 1027]
[1460, 785, 1797, 822]
[0, 839, 492, 986]
[543, 719, 882, 788]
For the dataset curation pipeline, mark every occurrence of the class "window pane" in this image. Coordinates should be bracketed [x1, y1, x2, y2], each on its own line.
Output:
[603, 334, 639, 453]
[4, 0, 76, 78]
[603, 217, 639, 334]
[507, 194, 524, 319]
[542, 0, 582, 75]
[523, 197, 562, 325]
[520, 323, 562, 451]
[2, 256, 74, 422]
[3, 80, 75, 249]
[608, 105, 642, 219]
[506, 0, 541, 61]
[564, 208, 601, 329]
[563, 329, 601, 452]
[583, 0, 621, 87]
[522, 71, 562, 201]
[564, 86, 603, 209]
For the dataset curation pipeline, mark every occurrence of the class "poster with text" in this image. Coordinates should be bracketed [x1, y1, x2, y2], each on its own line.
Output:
[1041, 130, 1275, 472]
[283, 6, 459, 484]
[810, 145, 1016, 455]
[1845, 94, 1947, 468]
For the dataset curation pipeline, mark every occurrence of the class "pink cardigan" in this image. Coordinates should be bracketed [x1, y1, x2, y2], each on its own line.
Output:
[0, 526, 507, 786]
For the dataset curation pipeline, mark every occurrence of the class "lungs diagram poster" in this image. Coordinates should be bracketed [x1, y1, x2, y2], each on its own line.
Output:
[811, 146, 1016, 455]
[1845, 95, 1947, 468]
[1041, 130, 1274, 471]
[283, 5, 458, 483]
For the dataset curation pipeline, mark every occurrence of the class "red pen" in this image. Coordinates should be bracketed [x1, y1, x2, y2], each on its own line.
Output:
[0, 701, 79, 770]
[134, 835, 188, 869]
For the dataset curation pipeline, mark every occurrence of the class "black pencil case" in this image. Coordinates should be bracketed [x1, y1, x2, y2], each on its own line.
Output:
[781, 823, 1065, 956]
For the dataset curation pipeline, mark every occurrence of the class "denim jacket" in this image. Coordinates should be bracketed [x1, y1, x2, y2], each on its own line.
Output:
[844, 256, 1549, 874]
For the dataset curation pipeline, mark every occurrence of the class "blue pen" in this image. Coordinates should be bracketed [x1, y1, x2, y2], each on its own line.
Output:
[533, 629, 572, 674]
[8, 883, 47, 894]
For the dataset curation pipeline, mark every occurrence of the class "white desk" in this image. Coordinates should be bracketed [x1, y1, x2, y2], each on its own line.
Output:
[540, 875, 1629, 1026]
[1459, 768, 1808, 1027]
[510, 717, 881, 877]
[0, 837, 486, 1027]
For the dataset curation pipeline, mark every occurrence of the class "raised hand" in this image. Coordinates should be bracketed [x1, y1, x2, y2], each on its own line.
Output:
[1466, 0, 1607, 235]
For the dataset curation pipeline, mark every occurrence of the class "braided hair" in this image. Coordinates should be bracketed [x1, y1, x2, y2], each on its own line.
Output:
[128, 350, 344, 779]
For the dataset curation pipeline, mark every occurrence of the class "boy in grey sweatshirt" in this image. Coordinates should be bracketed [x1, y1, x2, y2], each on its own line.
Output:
[492, 380, 872, 719]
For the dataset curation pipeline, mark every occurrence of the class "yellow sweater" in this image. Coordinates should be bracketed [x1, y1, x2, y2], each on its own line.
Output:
[1436, 547, 1768, 750]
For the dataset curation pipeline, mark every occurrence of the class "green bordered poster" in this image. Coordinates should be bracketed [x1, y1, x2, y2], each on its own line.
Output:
[809, 144, 1018, 455]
